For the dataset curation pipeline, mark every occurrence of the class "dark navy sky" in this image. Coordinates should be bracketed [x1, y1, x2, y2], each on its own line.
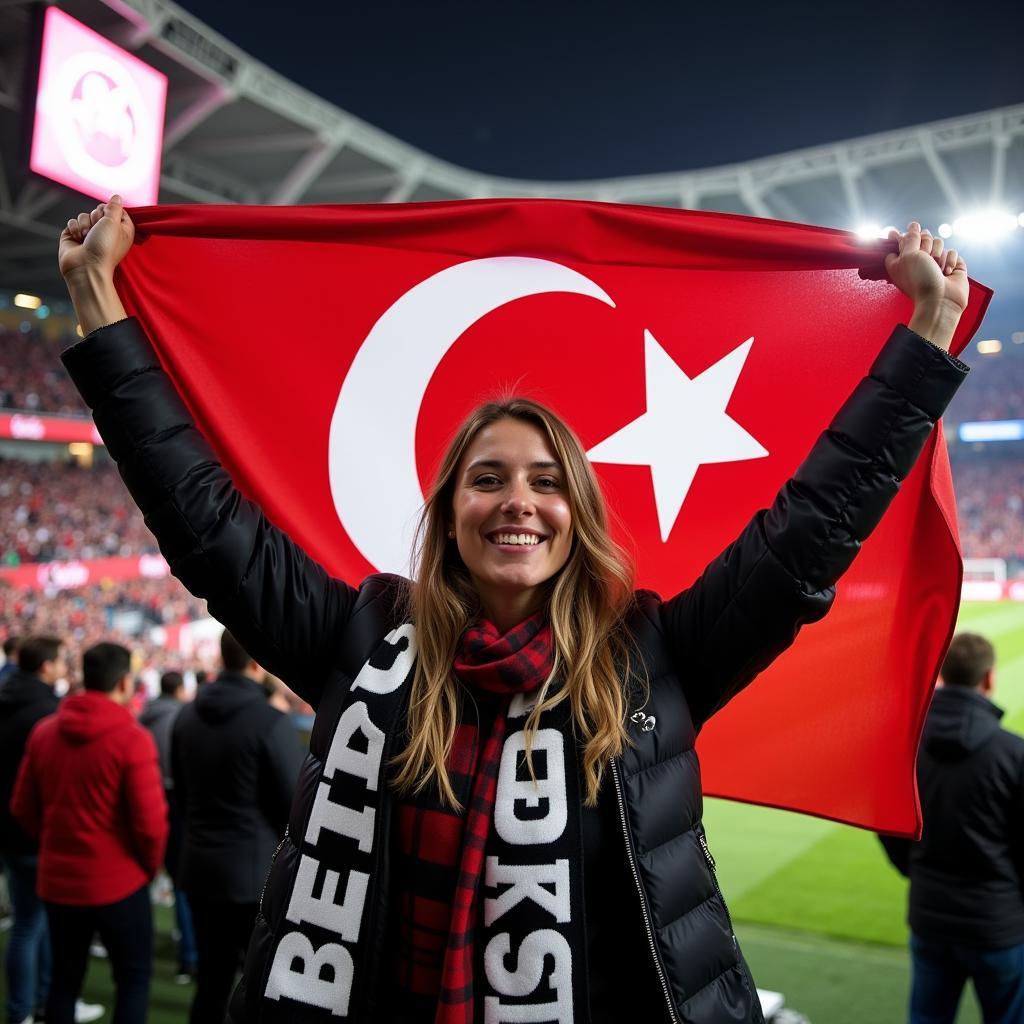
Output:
[176, 0, 1023, 180]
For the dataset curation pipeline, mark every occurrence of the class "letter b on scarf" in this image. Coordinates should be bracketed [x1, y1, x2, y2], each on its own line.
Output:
[265, 933, 354, 1015]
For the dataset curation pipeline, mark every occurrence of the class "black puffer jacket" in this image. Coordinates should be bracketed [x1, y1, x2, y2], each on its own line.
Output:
[171, 672, 305, 903]
[0, 669, 59, 855]
[63, 318, 966, 1023]
[881, 687, 1024, 948]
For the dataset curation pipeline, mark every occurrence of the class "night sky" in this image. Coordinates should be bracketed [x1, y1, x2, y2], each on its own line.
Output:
[175, 0, 1024, 180]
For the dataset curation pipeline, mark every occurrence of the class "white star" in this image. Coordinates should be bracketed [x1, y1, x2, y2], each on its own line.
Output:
[587, 329, 769, 542]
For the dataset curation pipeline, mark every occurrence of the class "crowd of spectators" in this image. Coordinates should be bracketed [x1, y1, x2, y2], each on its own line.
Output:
[951, 456, 1024, 567]
[0, 324, 87, 416]
[1, 458, 157, 565]
[945, 348, 1024, 424]
[0, 578, 208, 685]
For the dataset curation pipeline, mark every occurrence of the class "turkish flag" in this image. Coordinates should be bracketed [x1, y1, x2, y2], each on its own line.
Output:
[113, 200, 990, 837]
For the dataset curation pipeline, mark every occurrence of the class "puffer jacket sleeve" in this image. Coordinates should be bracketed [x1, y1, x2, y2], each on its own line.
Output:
[62, 317, 359, 705]
[660, 325, 969, 726]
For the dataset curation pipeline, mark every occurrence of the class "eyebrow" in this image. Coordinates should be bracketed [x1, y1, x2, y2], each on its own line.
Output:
[465, 459, 562, 472]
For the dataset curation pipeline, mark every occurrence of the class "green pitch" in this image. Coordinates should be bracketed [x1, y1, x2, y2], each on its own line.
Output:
[705, 601, 1023, 1021]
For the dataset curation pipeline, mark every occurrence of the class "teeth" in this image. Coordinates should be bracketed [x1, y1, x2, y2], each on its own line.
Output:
[494, 533, 540, 546]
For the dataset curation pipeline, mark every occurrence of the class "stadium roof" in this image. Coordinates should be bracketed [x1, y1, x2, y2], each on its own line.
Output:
[3, 0, 1024, 299]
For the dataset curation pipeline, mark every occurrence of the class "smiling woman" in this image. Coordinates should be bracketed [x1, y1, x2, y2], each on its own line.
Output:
[57, 199, 972, 1024]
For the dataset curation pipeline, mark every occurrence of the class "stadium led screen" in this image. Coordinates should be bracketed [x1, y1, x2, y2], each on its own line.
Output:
[28, 7, 167, 206]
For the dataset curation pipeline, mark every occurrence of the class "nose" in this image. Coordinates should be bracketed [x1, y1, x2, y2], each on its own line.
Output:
[500, 480, 534, 517]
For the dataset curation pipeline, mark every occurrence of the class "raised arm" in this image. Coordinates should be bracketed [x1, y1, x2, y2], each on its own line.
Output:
[660, 223, 971, 726]
[59, 197, 359, 704]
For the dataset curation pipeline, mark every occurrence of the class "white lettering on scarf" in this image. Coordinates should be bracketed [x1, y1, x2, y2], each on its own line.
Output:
[485, 717, 573, 1019]
[351, 623, 416, 694]
[483, 930, 573, 1023]
[265, 625, 414, 1013]
[264, 933, 354, 1016]
[483, 857, 571, 925]
[494, 728, 567, 846]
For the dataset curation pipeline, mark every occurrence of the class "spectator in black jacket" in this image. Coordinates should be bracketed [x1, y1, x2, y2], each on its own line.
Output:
[0, 635, 64, 1024]
[172, 629, 305, 1024]
[140, 670, 197, 983]
[881, 633, 1024, 1024]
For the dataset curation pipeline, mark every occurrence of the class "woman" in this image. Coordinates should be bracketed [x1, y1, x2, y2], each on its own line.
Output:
[58, 196, 969, 1024]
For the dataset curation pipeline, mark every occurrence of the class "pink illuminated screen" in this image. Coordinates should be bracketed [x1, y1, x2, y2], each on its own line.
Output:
[29, 7, 167, 206]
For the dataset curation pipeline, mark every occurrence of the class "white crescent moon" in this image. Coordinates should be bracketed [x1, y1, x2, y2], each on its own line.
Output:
[329, 256, 615, 576]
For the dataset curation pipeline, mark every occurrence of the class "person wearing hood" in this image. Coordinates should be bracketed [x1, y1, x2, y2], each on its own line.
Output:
[881, 632, 1024, 1024]
[171, 628, 305, 1024]
[0, 635, 64, 1024]
[10, 641, 167, 1024]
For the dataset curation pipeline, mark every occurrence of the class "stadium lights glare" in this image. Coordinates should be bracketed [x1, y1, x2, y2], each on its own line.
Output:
[854, 224, 899, 240]
[959, 420, 1024, 443]
[951, 209, 1018, 242]
[938, 223, 953, 238]
[1012, 331, 1024, 345]
[14, 293, 42, 309]
[976, 339, 1003, 355]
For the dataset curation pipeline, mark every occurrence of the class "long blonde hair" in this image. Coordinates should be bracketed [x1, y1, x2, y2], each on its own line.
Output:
[390, 398, 639, 809]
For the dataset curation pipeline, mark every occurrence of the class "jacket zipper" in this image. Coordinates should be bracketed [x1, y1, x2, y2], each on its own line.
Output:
[697, 827, 739, 951]
[258, 826, 289, 918]
[609, 758, 681, 1024]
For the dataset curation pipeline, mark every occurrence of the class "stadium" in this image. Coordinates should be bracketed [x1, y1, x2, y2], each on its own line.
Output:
[0, 2, 1022, 1022]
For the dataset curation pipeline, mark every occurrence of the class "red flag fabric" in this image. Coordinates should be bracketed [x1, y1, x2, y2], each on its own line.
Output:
[111, 200, 990, 837]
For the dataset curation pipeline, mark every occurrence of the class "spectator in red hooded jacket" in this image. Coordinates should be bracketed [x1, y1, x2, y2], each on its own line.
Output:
[11, 641, 168, 1024]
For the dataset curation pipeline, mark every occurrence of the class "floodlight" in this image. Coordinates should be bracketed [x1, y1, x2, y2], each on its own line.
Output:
[951, 210, 1018, 242]
[14, 293, 42, 309]
[976, 339, 1002, 354]
[938, 223, 952, 238]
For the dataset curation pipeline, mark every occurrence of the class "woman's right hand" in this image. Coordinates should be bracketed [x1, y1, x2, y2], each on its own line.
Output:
[58, 194, 135, 284]
[59, 195, 132, 333]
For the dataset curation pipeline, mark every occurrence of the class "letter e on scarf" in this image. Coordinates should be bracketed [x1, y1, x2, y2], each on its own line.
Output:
[286, 854, 369, 941]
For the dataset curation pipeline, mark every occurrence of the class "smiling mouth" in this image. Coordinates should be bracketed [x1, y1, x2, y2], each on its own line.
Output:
[487, 532, 546, 547]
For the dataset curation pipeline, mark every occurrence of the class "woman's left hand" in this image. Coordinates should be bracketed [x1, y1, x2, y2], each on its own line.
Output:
[885, 222, 968, 352]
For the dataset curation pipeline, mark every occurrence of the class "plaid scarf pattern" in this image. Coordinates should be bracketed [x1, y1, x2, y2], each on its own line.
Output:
[393, 612, 554, 1023]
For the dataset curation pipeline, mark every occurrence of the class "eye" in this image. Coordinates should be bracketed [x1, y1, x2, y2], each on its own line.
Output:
[534, 477, 561, 490]
[473, 474, 502, 487]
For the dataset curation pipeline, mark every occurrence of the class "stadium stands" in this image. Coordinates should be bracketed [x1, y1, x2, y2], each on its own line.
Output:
[0, 458, 158, 564]
[0, 324, 87, 416]
[0, 320, 1022, 683]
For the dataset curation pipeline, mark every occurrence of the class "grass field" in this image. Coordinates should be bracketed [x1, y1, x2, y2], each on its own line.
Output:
[3, 602, 1020, 1022]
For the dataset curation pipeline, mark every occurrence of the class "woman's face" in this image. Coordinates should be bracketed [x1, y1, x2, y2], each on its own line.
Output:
[451, 418, 574, 625]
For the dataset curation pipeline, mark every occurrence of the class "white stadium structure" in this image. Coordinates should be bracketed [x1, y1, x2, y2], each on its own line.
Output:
[1, 0, 1024, 298]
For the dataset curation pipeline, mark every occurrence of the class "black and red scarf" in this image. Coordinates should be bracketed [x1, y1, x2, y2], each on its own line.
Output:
[393, 611, 587, 1023]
